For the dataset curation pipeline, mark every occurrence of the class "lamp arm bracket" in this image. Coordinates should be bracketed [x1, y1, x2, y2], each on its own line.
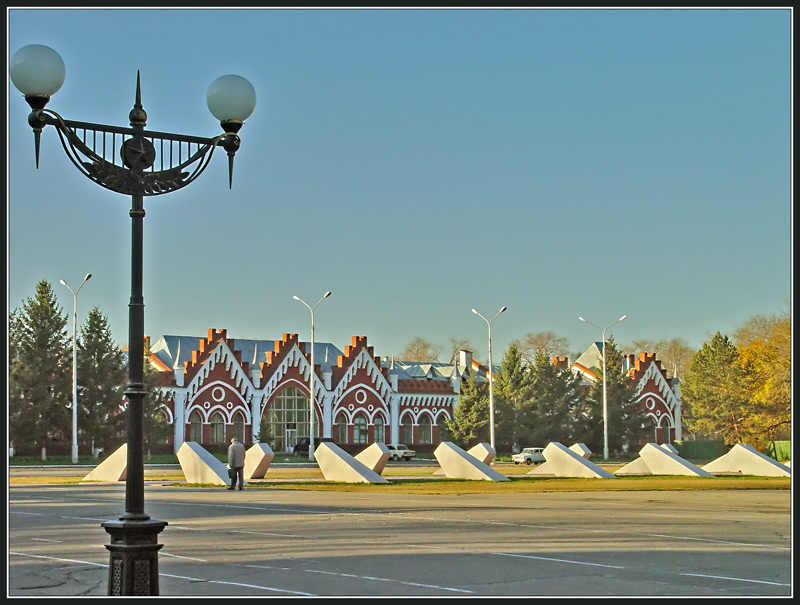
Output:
[32, 108, 233, 196]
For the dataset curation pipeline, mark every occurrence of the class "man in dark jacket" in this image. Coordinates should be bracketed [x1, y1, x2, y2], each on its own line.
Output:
[227, 437, 246, 490]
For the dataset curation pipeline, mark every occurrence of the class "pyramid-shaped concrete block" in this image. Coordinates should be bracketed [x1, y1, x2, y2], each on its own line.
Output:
[177, 441, 236, 486]
[316, 442, 388, 483]
[569, 443, 592, 459]
[467, 442, 496, 465]
[354, 442, 391, 474]
[434, 442, 495, 475]
[245, 443, 275, 479]
[615, 443, 713, 477]
[82, 443, 127, 482]
[527, 442, 614, 478]
[659, 443, 679, 455]
[703, 444, 791, 477]
[434, 442, 509, 481]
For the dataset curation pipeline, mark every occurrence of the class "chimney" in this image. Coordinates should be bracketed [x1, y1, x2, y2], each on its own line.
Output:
[458, 350, 473, 375]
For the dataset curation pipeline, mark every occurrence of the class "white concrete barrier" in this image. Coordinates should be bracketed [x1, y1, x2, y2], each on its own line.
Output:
[434, 442, 495, 475]
[569, 443, 592, 459]
[245, 443, 275, 479]
[354, 442, 391, 474]
[82, 443, 127, 482]
[615, 443, 713, 477]
[177, 441, 236, 486]
[659, 443, 680, 455]
[703, 444, 791, 477]
[434, 442, 509, 481]
[315, 442, 388, 483]
[527, 442, 614, 478]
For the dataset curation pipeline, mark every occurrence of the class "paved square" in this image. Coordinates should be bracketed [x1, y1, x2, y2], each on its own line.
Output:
[9, 484, 791, 596]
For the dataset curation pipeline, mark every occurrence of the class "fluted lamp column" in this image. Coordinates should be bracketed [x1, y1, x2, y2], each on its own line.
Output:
[11, 44, 256, 595]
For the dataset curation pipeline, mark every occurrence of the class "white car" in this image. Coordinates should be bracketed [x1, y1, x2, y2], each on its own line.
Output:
[512, 447, 545, 465]
[387, 444, 415, 461]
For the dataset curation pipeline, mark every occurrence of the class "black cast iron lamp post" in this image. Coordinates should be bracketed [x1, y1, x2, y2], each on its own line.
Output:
[10, 43, 256, 596]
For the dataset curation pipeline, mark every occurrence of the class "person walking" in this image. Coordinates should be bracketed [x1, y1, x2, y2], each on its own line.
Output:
[227, 437, 246, 490]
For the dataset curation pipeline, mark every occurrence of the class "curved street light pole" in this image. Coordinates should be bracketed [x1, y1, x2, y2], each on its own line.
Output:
[59, 273, 92, 464]
[471, 306, 507, 452]
[11, 44, 255, 596]
[578, 314, 627, 460]
[293, 291, 332, 462]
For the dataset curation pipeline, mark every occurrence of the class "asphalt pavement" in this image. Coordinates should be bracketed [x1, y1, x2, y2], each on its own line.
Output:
[8, 480, 792, 597]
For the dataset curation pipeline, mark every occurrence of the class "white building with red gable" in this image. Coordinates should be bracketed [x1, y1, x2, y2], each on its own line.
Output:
[148, 330, 465, 455]
[558, 343, 683, 445]
[146, 330, 682, 455]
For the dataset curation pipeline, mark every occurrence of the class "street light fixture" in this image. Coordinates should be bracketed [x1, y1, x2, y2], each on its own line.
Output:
[578, 314, 627, 460]
[293, 291, 332, 462]
[11, 44, 256, 596]
[59, 273, 92, 464]
[471, 306, 507, 452]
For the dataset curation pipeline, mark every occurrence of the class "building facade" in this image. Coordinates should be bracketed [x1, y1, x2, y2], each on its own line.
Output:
[149, 330, 466, 455]
[147, 331, 683, 455]
[557, 343, 683, 445]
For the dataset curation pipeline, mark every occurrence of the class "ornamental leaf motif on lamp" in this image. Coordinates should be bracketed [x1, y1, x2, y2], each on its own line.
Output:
[82, 160, 190, 195]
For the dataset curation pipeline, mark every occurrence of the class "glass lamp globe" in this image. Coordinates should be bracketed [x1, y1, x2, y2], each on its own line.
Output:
[206, 75, 256, 126]
[9, 44, 66, 98]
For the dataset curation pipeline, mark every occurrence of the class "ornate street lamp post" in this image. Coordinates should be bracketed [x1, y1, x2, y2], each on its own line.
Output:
[471, 306, 507, 452]
[59, 273, 92, 464]
[293, 291, 332, 462]
[10, 44, 256, 596]
[578, 314, 627, 460]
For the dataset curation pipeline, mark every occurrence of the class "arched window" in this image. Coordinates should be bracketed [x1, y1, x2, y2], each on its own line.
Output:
[353, 414, 368, 444]
[401, 414, 414, 444]
[335, 412, 348, 444]
[210, 412, 226, 444]
[189, 410, 202, 443]
[419, 415, 432, 444]
[373, 415, 386, 444]
[261, 386, 309, 453]
[232, 411, 246, 443]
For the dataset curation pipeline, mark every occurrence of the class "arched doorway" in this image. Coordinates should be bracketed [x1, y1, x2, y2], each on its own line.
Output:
[260, 386, 311, 453]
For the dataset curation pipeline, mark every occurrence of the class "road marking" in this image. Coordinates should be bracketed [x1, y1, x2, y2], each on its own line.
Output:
[30, 538, 63, 543]
[305, 568, 474, 594]
[159, 573, 317, 596]
[494, 551, 626, 569]
[679, 572, 791, 587]
[9, 552, 316, 596]
[161, 553, 207, 562]
[9, 551, 105, 568]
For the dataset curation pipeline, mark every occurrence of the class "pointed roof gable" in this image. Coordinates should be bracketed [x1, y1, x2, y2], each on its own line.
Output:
[330, 336, 393, 400]
[182, 329, 256, 401]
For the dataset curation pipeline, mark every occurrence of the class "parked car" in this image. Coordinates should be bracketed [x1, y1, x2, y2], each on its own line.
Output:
[386, 444, 416, 461]
[292, 437, 325, 457]
[512, 447, 545, 465]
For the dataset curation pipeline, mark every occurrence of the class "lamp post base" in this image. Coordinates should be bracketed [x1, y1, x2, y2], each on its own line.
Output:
[102, 518, 168, 595]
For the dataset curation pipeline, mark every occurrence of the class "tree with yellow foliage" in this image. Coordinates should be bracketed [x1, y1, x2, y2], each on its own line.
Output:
[734, 309, 791, 447]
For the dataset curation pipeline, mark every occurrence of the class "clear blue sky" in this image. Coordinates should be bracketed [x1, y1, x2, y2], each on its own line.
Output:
[7, 8, 792, 362]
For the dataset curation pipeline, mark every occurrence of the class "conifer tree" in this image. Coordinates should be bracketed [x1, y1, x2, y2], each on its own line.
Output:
[525, 351, 587, 446]
[9, 280, 72, 454]
[77, 307, 127, 453]
[682, 332, 749, 445]
[446, 372, 489, 448]
[575, 337, 643, 455]
[494, 344, 533, 452]
[142, 338, 173, 456]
